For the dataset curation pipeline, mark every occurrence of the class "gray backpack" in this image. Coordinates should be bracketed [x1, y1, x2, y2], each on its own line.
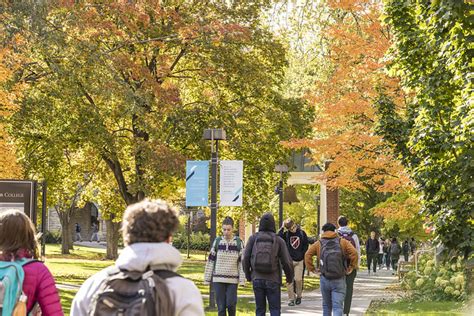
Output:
[89, 267, 180, 316]
[250, 233, 279, 273]
[320, 237, 346, 279]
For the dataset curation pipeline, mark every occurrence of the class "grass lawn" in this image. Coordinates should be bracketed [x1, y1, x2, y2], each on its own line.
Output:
[366, 298, 469, 315]
[46, 244, 319, 315]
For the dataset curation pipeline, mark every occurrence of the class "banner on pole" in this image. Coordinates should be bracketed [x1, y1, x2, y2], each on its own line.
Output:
[220, 160, 243, 206]
[186, 161, 209, 207]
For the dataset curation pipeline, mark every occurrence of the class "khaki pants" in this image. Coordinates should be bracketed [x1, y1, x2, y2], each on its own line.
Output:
[286, 260, 304, 301]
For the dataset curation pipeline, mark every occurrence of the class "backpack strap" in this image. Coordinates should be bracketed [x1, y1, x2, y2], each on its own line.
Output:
[154, 270, 182, 279]
[213, 236, 222, 254]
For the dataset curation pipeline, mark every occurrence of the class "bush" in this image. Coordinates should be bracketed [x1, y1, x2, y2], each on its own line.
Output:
[44, 231, 62, 244]
[401, 254, 468, 301]
[173, 232, 211, 251]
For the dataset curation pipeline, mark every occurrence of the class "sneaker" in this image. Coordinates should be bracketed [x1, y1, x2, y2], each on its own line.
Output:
[288, 300, 295, 306]
[296, 298, 302, 305]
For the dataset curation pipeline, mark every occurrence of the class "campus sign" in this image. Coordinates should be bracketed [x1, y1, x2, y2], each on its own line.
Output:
[185, 161, 209, 207]
[0, 180, 37, 219]
[219, 160, 243, 206]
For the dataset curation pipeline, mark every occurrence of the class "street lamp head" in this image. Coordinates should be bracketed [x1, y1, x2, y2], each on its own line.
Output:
[203, 128, 226, 141]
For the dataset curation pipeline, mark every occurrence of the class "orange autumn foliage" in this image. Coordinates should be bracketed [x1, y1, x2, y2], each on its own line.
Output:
[286, 0, 410, 193]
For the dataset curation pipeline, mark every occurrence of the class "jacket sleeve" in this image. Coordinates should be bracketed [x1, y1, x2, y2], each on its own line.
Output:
[203, 239, 218, 283]
[305, 241, 320, 272]
[278, 238, 294, 284]
[302, 230, 309, 254]
[35, 264, 63, 316]
[341, 239, 358, 271]
[242, 235, 255, 281]
[353, 234, 361, 268]
[278, 227, 285, 240]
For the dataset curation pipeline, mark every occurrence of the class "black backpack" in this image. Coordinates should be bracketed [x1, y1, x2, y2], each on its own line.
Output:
[250, 233, 279, 273]
[89, 267, 180, 316]
[320, 237, 346, 279]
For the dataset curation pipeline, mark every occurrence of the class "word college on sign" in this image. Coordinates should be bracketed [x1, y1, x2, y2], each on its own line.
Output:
[185, 161, 209, 207]
[220, 160, 243, 207]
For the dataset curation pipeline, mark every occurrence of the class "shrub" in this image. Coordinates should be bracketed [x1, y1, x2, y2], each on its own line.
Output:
[401, 253, 468, 301]
[44, 231, 62, 244]
[173, 232, 211, 251]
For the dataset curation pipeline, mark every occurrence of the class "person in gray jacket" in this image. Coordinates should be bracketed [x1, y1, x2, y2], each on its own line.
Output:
[243, 213, 294, 316]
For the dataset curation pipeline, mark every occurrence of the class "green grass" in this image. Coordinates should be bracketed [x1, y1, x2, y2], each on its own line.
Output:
[366, 299, 468, 315]
[46, 244, 320, 315]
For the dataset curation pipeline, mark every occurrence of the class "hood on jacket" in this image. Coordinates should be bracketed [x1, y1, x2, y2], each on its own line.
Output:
[337, 226, 354, 235]
[259, 213, 276, 232]
[115, 242, 183, 272]
[320, 231, 338, 239]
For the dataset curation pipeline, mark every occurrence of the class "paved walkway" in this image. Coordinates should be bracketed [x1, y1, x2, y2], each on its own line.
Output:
[280, 268, 398, 315]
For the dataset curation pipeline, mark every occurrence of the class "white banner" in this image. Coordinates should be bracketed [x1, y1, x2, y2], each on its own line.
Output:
[220, 160, 243, 206]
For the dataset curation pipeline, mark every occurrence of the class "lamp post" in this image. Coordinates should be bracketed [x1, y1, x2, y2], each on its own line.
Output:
[274, 164, 288, 228]
[203, 128, 226, 309]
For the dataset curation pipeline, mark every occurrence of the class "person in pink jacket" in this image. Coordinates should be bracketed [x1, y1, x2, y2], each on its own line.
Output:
[0, 209, 63, 316]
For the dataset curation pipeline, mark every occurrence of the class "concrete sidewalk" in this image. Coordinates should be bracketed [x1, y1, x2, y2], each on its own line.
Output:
[280, 268, 398, 315]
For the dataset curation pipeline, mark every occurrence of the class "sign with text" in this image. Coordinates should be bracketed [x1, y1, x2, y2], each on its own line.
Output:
[220, 160, 243, 206]
[185, 161, 209, 207]
[0, 180, 37, 218]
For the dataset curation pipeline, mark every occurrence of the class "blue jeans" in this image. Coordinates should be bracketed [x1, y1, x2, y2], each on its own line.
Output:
[213, 282, 238, 316]
[252, 279, 281, 316]
[320, 275, 346, 316]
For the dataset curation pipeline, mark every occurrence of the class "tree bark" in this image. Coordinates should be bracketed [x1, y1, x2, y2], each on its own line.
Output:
[57, 208, 75, 254]
[106, 219, 121, 260]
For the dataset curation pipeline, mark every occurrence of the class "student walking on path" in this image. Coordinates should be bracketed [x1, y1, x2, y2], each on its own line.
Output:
[378, 237, 385, 269]
[89, 222, 99, 242]
[278, 218, 309, 306]
[384, 238, 391, 270]
[336, 216, 360, 316]
[243, 213, 294, 316]
[0, 209, 63, 316]
[74, 223, 82, 242]
[305, 223, 358, 316]
[402, 240, 410, 262]
[389, 238, 401, 275]
[204, 216, 245, 316]
[366, 231, 379, 275]
[71, 199, 204, 316]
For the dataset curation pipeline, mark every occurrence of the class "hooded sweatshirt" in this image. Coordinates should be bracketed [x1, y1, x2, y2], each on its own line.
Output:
[337, 226, 361, 268]
[71, 243, 204, 316]
[242, 213, 294, 284]
[304, 231, 358, 274]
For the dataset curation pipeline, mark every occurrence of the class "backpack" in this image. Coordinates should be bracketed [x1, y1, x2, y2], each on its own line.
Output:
[250, 233, 279, 273]
[338, 231, 356, 249]
[89, 267, 181, 316]
[76, 225, 81, 233]
[0, 259, 39, 316]
[390, 243, 401, 257]
[320, 237, 346, 279]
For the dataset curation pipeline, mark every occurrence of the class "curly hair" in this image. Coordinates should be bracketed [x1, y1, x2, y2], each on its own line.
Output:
[122, 199, 180, 245]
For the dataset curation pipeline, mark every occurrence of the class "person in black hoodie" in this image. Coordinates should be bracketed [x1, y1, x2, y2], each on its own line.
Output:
[243, 213, 294, 316]
[278, 218, 309, 306]
[366, 231, 379, 275]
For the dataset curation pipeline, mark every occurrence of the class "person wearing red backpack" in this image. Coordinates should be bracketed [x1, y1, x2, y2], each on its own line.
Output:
[336, 216, 360, 316]
[305, 223, 358, 316]
[0, 209, 63, 316]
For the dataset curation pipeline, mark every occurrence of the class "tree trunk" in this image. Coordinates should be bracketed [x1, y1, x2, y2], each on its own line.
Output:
[61, 221, 71, 254]
[106, 219, 121, 260]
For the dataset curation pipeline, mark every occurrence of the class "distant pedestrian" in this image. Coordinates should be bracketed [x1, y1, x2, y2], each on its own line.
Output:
[384, 238, 391, 270]
[378, 237, 384, 269]
[305, 223, 358, 316]
[278, 218, 309, 306]
[90, 222, 99, 242]
[336, 216, 360, 316]
[243, 213, 294, 316]
[402, 240, 410, 262]
[389, 238, 401, 275]
[75, 223, 82, 242]
[410, 237, 416, 255]
[366, 231, 379, 275]
[204, 216, 245, 316]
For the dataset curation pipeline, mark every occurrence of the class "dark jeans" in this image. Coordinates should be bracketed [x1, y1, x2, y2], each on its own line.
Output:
[385, 253, 391, 269]
[320, 275, 346, 316]
[344, 269, 357, 314]
[378, 254, 384, 266]
[404, 253, 409, 262]
[253, 279, 281, 316]
[367, 253, 378, 272]
[213, 282, 238, 316]
[391, 258, 399, 272]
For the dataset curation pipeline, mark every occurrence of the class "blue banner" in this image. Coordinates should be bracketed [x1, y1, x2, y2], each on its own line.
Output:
[185, 161, 209, 207]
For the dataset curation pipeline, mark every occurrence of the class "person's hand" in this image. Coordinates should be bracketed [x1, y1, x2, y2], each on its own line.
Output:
[346, 267, 354, 275]
[239, 281, 246, 287]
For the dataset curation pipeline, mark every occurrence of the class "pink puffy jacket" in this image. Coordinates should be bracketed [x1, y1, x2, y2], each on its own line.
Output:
[23, 260, 64, 315]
